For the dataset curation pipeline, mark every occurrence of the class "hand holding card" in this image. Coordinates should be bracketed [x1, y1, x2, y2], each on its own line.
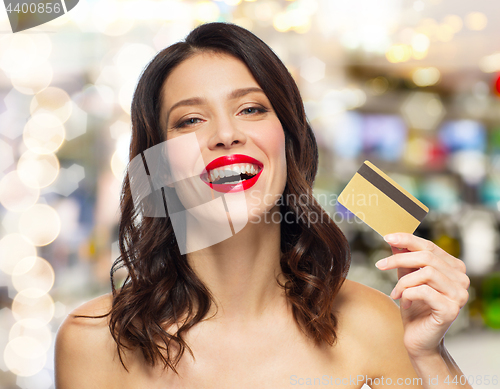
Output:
[338, 161, 470, 362]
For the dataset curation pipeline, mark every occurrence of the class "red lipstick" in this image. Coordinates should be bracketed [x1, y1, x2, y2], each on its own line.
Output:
[200, 154, 264, 193]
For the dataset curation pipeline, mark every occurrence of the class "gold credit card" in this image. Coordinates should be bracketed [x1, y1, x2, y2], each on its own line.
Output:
[338, 161, 429, 237]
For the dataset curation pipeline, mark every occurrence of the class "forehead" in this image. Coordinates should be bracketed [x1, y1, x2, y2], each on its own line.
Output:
[161, 52, 260, 106]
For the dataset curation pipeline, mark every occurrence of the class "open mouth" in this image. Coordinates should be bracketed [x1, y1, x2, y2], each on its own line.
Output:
[201, 163, 262, 185]
[200, 155, 264, 193]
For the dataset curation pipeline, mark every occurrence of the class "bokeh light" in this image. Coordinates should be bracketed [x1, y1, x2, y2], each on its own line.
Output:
[12, 290, 55, 327]
[0, 33, 51, 76]
[12, 256, 55, 298]
[0, 233, 37, 275]
[412, 33, 430, 59]
[4, 337, 46, 377]
[17, 150, 60, 188]
[479, 53, 500, 73]
[92, 0, 134, 36]
[9, 319, 53, 354]
[18, 204, 61, 246]
[412, 67, 441, 87]
[30, 87, 72, 123]
[465, 12, 488, 31]
[0, 171, 40, 212]
[111, 150, 127, 181]
[23, 112, 65, 154]
[195, 1, 220, 22]
[443, 14, 463, 33]
[10, 61, 53, 95]
[386, 44, 412, 63]
[366, 76, 389, 96]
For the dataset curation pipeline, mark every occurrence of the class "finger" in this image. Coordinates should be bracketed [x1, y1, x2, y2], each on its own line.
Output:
[390, 266, 469, 308]
[389, 247, 416, 279]
[390, 246, 410, 255]
[384, 233, 461, 271]
[375, 251, 469, 287]
[400, 285, 462, 325]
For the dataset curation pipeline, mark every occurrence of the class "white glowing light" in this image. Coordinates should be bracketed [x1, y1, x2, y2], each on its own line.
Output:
[17, 151, 60, 189]
[300, 56, 325, 83]
[412, 33, 430, 53]
[195, 1, 220, 22]
[114, 43, 156, 81]
[9, 319, 52, 354]
[412, 67, 441, 87]
[11, 61, 53, 95]
[23, 113, 65, 154]
[30, 87, 72, 123]
[111, 151, 127, 181]
[12, 256, 55, 298]
[4, 337, 46, 376]
[19, 204, 61, 246]
[479, 53, 500, 73]
[0, 171, 40, 212]
[12, 290, 55, 327]
[443, 14, 462, 33]
[0, 233, 37, 276]
[465, 12, 487, 31]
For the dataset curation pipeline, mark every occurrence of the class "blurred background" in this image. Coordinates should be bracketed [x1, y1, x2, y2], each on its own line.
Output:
[0, 0, 499, 387]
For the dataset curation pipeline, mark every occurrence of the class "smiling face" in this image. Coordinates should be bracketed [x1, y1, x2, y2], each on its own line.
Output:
[158, 50, 287, 237]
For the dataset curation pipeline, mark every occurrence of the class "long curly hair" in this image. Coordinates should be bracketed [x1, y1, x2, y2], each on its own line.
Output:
[82, 21, 350, 373]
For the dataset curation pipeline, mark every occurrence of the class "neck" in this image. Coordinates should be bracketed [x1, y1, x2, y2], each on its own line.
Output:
[186, 205, 287, 324]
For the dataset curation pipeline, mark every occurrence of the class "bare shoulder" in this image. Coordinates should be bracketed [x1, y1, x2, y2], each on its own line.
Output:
[55, 293, 124, 389]
[335, 278, 401, 324]
[56, 292, 113, 342]
[333, 279, 403, 348]
[334, 279, 420, 382]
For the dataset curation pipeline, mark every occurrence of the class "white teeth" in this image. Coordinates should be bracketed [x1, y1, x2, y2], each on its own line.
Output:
[207, 163, 261, 182]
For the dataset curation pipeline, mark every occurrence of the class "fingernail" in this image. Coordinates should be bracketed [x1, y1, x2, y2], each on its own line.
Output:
[375, 258, 387, 269]
[384, 234, 398, 244]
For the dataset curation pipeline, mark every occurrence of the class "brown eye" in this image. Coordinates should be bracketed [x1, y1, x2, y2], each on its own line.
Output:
[240, 107, 268, 115]
[175, 117, 202, 129]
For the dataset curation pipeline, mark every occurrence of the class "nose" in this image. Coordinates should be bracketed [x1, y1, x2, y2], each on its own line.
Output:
[206, 114, 247, 150]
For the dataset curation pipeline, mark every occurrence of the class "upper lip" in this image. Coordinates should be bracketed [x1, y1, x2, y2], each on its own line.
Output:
[204, 154, 264, 173]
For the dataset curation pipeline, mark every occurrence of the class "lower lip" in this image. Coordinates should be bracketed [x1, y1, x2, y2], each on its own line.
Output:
[203, 169, 263, 193]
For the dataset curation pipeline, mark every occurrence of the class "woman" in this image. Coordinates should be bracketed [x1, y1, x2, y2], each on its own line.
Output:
[55, 22, 471, 388]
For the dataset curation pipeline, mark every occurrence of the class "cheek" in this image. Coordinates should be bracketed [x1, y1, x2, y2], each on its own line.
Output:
[258, 121, 286, 164]
[253, 120, 287, 188]
[164, 133, 205, 182]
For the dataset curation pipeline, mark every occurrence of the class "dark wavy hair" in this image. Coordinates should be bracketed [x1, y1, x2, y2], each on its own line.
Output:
[81, 21, 350, 373]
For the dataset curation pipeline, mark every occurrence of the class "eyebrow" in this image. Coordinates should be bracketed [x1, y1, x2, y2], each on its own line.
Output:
[165, 87, 266, 126]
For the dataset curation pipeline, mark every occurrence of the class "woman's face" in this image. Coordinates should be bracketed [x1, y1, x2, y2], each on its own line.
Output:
[158, 51, 286, 238]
